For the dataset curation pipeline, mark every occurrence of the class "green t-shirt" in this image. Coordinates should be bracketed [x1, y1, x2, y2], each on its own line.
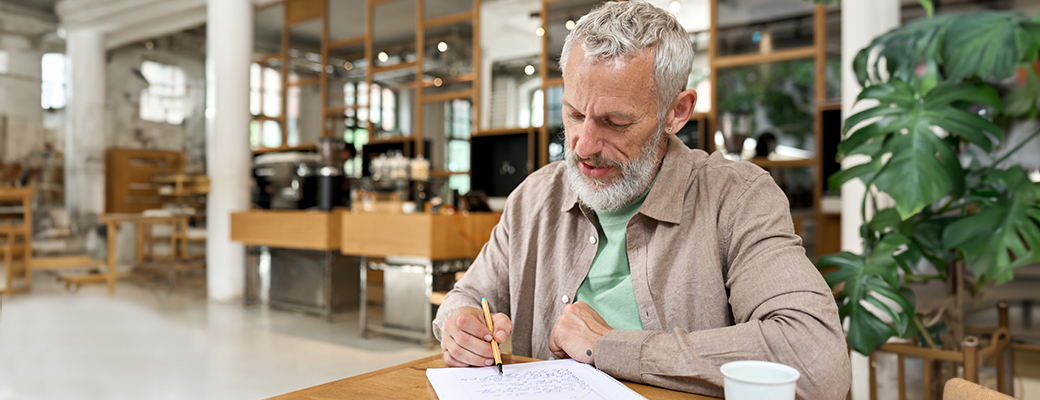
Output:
[574, 182, 654, 330]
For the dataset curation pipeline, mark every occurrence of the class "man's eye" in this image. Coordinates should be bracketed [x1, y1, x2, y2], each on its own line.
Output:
[569, 114, 585, 121]
[606, 120, 631, 129]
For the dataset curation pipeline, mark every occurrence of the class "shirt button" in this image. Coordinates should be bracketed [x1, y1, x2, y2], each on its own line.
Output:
[561, 295, 570, 304]
[589, 236, 596, 245]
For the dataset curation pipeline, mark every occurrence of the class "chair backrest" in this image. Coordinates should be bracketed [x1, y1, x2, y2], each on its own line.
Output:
[943, 378, 1014, 400]
[868, 303, 1014, 400]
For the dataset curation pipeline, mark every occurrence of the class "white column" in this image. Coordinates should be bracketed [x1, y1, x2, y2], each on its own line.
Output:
[205, 0, 253, 302]
[841, 1, 900, 399]
[64, 28, 107, 227]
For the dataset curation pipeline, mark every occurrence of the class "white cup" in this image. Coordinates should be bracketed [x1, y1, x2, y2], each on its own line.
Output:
[720, 360, 800, 400]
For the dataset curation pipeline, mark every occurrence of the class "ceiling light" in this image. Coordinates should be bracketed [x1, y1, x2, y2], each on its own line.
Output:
[669, 1, 681, 14]
[437, 42, 448, 52]
[377, 52, 388, 62]
[524, 65, 535, 76]
[565, 20, 576, 30]
[433, 78, 443, 87]
[536, 27, 545, 37]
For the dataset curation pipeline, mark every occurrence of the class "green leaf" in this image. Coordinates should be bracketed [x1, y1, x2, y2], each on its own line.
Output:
[847, 80, 1006, 219]
[844, 104, 905, 135]
[829, 159, 881, 190]
[943, 12, 1033, 81]
[924, 82, 1002, 110]
[818, 252, 916, 355]
[868, 208, 903, 233]
[838, 124, 884, 158]
[872, 121, 963, 219]
[943, 167, 1040, 285]
[1004, 68, 1040, 119]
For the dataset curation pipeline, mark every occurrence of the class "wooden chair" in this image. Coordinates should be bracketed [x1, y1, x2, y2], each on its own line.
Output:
[943, 378, 1014, 400]
[868, 303, 1014, 400]
[0, 187, 34, 295]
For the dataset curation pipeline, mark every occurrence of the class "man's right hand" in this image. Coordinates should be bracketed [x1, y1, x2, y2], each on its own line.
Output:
[441, 306, 513, 367]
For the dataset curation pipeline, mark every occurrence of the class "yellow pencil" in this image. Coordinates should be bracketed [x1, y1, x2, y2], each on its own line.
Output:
[480, 297, 503, 374]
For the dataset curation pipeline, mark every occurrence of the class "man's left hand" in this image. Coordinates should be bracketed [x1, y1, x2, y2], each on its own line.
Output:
[548, 301, 613, 366]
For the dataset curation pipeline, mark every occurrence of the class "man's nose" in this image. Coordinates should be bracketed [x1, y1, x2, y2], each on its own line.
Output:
[572, 120, 604, 159]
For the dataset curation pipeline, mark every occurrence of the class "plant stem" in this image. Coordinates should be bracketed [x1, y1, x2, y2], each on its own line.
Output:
[914, 314, 940, 350]
[992, 127, 1040, 167]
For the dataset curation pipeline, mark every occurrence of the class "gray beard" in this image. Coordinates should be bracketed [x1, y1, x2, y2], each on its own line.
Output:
[564, 128, 665, 211]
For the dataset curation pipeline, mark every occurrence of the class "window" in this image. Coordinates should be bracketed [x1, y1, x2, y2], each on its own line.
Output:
[445, 99, 471, 195]
[41, 53, 66, 110]
[250, 63, 282, 117]
[139, 61, 187, 124]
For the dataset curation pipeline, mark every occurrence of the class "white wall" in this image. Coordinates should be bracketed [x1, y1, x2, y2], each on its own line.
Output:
[0, 5, 59, 166]
[106, 32, 208, 173]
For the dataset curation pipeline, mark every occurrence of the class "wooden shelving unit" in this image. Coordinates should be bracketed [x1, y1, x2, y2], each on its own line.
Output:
[709, 0, 843, 258]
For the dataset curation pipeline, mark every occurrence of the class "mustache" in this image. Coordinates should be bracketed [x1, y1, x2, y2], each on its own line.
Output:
[571, 153, 624, 170]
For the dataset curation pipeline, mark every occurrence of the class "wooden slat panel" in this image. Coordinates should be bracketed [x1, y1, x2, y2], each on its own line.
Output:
[231, 210, 342, 250]
[340, 213, 501, 259]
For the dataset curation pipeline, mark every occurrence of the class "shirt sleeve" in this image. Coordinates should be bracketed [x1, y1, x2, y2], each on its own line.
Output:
[594, 173, 852, 400]
[432, 204, 514, 342]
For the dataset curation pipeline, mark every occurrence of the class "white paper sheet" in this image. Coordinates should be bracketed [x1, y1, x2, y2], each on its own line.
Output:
[426, 359, 647, 400]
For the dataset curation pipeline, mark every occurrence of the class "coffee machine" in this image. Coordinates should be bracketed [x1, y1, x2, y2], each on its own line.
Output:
[251, 152, 322, 209]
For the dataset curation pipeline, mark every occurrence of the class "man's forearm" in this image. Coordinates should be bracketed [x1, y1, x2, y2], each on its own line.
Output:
[594, 293, 851, 400]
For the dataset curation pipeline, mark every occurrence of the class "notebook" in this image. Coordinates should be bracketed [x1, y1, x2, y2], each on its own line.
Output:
[426, 359, 647, 400]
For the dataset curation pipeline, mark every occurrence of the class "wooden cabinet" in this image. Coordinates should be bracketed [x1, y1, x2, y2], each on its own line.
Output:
[104, 149, 184, 214]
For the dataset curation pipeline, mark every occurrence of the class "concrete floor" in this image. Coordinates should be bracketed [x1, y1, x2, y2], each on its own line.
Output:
[0, 272, 439, 400]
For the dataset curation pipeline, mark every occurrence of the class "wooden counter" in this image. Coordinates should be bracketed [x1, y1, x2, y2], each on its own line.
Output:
[269, 354, 719, 400]
[231, 210, 343, 251]
[340, 212, 501, 260]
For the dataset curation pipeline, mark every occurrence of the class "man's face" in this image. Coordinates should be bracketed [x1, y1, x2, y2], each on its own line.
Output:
[561, 46, 667, 210]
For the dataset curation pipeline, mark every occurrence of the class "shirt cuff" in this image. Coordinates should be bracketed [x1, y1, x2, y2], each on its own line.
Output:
[595, 329, 653, 382]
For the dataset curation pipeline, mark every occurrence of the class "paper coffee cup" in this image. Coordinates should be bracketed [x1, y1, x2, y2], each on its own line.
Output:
[720, 360, 800, 400]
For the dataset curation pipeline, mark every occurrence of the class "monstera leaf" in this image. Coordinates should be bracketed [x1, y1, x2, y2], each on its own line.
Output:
[818, 233, 918, 355]
[833, 80, 1003, 219]
[854, 11, 1040, 85]
[943, 167, 1040, 285]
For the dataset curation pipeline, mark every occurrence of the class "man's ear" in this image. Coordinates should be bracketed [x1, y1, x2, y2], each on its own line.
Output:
[664, 89, 698, 135]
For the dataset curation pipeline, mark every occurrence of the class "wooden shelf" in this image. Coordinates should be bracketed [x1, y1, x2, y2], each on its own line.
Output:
[328, 35, 365, 50]
[252, 143, 317, 155]
[429, 170, 469, 178]
[751, 157, 817, 169]
[423, 11, 473, 29]
[371, 61, 419, 75]
[715, 46, 816, 69]
[473, 127, 534, 137]
[324, 105, 360, 115]
[421, 89, 473, 104]
[366, 136, 414, 146]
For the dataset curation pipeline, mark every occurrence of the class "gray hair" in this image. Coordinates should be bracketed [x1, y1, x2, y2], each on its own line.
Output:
[559, 1, 694, 117]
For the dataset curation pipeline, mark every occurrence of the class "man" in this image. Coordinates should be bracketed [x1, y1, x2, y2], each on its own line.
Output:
[432, 2, 851, 399]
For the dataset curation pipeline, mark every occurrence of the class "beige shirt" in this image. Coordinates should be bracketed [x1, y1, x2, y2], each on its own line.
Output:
[433, 135, 851, 399]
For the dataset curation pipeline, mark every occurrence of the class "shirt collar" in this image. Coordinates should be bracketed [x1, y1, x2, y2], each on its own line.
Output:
[559, 135, 692, 225]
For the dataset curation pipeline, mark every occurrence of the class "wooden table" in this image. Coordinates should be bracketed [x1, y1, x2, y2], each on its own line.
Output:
[64, 213, 191, 296]
[269, 354, 720, 400]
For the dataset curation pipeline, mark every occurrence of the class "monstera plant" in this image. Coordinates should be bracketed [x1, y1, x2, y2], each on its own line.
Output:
[818, 4, 1040, 356]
